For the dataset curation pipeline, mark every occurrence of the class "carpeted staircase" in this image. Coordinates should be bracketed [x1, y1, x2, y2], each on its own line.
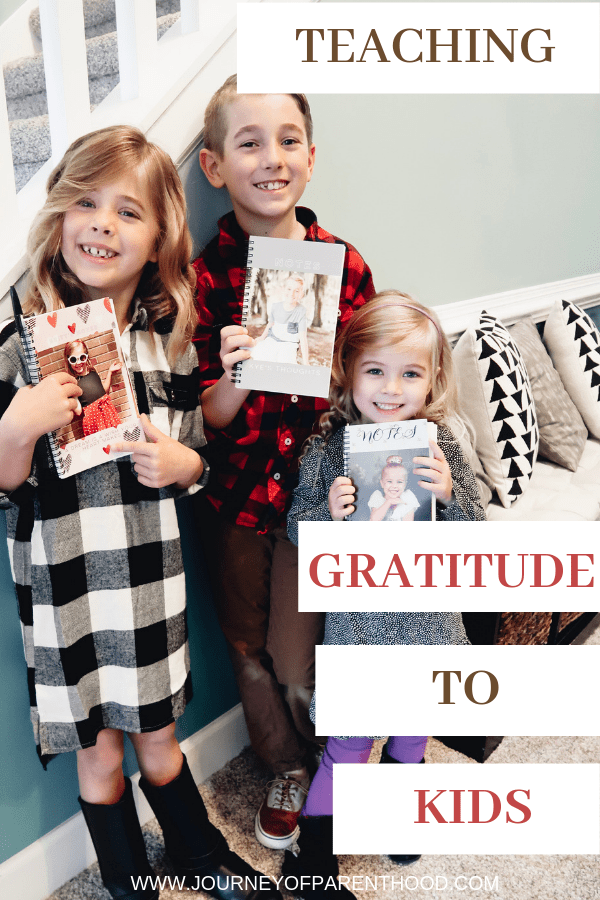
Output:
[3, 0, 181, 191]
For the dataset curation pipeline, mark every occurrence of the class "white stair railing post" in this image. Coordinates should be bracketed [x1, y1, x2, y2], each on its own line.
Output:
[115, 0, 158, 102]
[38, 0, 90, 163]
[180, 0, 202, 35]
[0, 50, 17, 217]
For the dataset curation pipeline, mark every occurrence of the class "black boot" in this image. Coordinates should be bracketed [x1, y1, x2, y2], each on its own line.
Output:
[282, 815, 356, 899]
[78, 778, 158, 900]
[139, 755, 282, 900]
[379, 741, 423, 866]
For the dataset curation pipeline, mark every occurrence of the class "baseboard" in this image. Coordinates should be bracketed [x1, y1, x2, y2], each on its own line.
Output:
[434, 272, 600, 343]
[0, 704, 249, 900]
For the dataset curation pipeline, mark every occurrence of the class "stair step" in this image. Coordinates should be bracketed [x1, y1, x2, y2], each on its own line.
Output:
[14, 159, 46, 191]
[28, 0, 181, 44]
[11, 114, 49, 191]
[3, 53, 45, 102]
[6, 6, 181, 192]
[5, 12, 180, 117]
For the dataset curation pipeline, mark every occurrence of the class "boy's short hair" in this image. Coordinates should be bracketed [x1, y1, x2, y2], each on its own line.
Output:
[203, 74, 313, 157]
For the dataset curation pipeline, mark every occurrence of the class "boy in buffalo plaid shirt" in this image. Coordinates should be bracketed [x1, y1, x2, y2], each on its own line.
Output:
[193, 76, 375, 851]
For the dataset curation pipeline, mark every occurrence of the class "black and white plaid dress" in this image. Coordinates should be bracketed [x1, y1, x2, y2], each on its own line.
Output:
[0, 304, 207, 758]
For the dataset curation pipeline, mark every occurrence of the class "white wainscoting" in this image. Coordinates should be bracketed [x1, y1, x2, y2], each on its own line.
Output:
[435, 272, 600, 343]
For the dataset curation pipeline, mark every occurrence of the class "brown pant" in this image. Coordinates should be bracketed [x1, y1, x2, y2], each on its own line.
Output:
[196, 497, 325, 774]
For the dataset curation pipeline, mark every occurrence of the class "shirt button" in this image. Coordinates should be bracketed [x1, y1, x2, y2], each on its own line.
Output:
[273, 472, 281, 481]
[337, 309, 342, 318]
[291, 395, 298, 403]
[284, 437, 292, 446]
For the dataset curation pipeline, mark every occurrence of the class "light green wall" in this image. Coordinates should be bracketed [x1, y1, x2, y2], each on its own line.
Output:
[0, 0, 23, 28]
[302, 96, 599, 304]
[300, 0, 600, 304]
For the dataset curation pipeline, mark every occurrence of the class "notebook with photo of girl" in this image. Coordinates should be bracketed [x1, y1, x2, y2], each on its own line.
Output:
[344, 418, 437, 522]
[13, 294, 143, 478]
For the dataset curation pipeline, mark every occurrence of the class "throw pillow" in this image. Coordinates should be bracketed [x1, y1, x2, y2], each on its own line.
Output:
[543, 299, 600, 439]
[509, 317, 587, 472]
[453, 311, 539, 508]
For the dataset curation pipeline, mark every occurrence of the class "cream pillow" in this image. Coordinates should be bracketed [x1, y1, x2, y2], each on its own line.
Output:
[543, 299, 600, 439]
[453, 311, 539, 508]
[509, 317, 587, 472]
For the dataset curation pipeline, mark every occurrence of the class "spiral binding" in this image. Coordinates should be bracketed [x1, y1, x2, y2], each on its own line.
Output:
[343, 424, 351, 477]
[232, 239, 255, 385]
[342, 425, 354, 520]
[21, 315, 66, 477]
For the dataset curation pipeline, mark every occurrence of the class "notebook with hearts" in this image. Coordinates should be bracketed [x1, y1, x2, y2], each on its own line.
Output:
[13, 295, 143, 478]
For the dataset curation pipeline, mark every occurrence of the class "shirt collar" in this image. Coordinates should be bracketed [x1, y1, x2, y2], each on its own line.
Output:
[216, 207, 319, 257]
[129, 300, 149, 332]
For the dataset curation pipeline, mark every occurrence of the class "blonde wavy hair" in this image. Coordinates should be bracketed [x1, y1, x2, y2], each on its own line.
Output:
[24, 125, 196, 364]
[316, 291, 460, 443]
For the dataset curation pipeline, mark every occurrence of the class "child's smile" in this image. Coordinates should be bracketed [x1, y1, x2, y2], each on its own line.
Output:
[202, 94, 315, 237]
[283, 280, 304, 307]
[255, 180, 289, 192]
[352, 346, 433, 424]
[382, 472, 407, 500]
[61, 171, 158, 313]
[68, 346, 91, 376]
[80, 244, 117, 259]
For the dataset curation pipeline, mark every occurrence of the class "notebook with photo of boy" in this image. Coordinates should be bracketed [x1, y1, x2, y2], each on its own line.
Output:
[235, 234, 345, 397]
[344, 419, 437, 522]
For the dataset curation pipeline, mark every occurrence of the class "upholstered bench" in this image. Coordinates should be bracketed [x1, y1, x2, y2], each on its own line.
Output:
[486, 437, 600, 521]
[435, 298, 600, 759]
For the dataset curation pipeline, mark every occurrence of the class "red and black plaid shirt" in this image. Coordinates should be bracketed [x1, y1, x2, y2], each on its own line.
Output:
[192, 208, 375, 531]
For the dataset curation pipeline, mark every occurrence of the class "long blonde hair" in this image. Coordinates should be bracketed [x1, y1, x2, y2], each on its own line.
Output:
[24, 125, 196, 364]
[317, 291, 459, 442]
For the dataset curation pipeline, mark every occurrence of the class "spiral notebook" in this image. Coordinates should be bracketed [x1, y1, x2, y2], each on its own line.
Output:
[11, 291, 143, 479]
[343, 419, 436, 522]
[233, 235, 345, 398]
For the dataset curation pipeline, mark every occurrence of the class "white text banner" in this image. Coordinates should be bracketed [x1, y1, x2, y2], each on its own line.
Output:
[333, 764, 600, 854]
[298, 520, 599, 612]
[238, 3, 600, 94]
[315, 644, 600, 735]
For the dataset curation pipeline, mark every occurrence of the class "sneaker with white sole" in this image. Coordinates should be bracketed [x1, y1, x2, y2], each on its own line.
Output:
[255, 777, 308, 850]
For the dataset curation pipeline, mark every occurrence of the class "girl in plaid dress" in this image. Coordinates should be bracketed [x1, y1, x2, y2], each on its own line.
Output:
[284, 293, 485, 900]
[0, 127, 280, 900]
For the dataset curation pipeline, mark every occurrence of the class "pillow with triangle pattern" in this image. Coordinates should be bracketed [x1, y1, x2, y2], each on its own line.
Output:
[543, 299, 600, 439]
[453, 311, 539, 508]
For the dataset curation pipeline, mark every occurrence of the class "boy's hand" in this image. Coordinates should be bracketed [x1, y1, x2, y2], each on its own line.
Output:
[413, 440, 452, 505]
[328, 475, 356, 520]
[111, 414, 203, 489]
[220, 325, 255, 381]
[8, 373, 82, 444]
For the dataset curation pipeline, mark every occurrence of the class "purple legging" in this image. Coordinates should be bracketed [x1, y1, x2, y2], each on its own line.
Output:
[303, 735, 428, 817]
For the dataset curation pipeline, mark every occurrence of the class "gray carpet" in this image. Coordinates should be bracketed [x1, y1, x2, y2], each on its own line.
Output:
[45, 738, 600, 900]
[45, 620, 600, 900]
[4, 0, 181, 191]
